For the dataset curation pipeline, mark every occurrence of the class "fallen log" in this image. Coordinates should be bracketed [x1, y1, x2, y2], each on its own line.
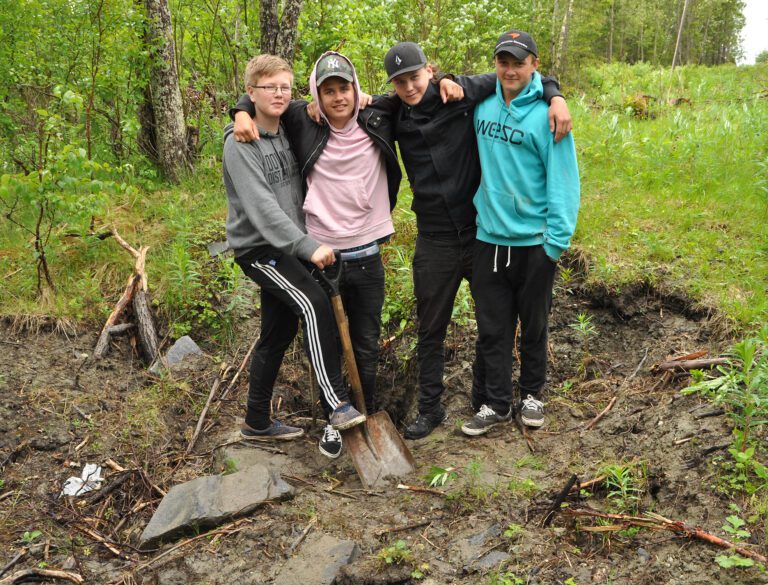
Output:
[655, 357, 729, 372]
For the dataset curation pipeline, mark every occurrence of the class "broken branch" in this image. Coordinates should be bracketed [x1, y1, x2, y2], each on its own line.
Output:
[0, 568, 84, 585]
[656, 358, 729, 372]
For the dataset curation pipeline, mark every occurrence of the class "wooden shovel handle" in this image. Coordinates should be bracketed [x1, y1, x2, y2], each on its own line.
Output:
[330, 295, 368, 416]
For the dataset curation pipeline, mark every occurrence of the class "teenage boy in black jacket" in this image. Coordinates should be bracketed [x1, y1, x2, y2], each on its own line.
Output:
[382, 42, 571, 439]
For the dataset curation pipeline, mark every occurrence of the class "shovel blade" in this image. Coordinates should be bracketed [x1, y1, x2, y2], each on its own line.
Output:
[342, 411, 416, 489]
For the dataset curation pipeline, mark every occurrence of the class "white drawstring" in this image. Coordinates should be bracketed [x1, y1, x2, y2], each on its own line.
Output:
[493, 245, 499, 273]
[506, 247, 511, 268]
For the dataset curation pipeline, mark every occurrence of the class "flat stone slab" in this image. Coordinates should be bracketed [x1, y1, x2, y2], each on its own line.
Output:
[273, 532, 360, 585]
[140, 463, 294, 548]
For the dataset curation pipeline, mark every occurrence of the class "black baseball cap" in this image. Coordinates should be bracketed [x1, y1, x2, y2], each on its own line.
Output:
[494, 30, 538, 59]
[316, 54, 354, 86]
[384, 42, 428, 82]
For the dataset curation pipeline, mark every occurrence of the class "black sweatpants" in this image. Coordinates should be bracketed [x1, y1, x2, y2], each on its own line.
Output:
[236, 246, 350, 429]
[338, 254, 385, 413]
[472, 242, 556, 414]
[412, 230, 485, 415]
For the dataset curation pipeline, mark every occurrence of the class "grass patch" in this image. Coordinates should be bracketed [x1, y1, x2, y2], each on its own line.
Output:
[574, 62, 768, 329]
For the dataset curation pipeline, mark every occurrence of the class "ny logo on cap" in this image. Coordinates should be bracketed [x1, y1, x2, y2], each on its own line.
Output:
[327, 57, 340, 69]
[395, 55, 402, 65]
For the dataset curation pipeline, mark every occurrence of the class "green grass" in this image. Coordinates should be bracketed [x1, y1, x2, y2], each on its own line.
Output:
[1, 63, 766, 334]
[573, 62, 768, 329]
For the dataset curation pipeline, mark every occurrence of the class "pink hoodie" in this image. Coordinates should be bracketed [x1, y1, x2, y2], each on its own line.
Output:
[303, 52, 394, 250]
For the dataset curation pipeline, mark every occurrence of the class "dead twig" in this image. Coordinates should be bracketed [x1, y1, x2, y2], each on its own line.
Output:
[583, 396, 617, 431]
[288, 516, 317, 555]
[186, 363, 230, 455]
[542, 474, 578, 527]
[568, 474, 607, 494]
[375, 520, 431, 537]
[219, 338, 258, 401]
[0, 551, 27, 579]
[0, 568, 84, 585]
[396, 484, 445, 496]
[74, 525, 126, 558]
[513, 417, 535, 453]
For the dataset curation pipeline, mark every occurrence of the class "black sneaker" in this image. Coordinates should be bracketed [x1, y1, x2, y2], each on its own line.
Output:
[461, 404, 512, 436]
[329, 402, 366, 430]
[404, 406, 448, 440]
[520, 395, 545, 428]
[319, 424, 342, 459]
[240, 420, 304, 440]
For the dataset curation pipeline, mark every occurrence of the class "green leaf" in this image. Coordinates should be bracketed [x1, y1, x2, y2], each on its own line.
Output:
[715, 554, 755, 568]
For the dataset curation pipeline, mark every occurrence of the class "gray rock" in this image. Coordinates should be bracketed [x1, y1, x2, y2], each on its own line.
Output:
[139, 463, 293, 548]
[149, 336, 205, 375]
[274, 532, 360, 585]
[207, 241, 230, 257]
[475, 550, 510, 570]
[454, 523, 503, 564]
[637, 547, 651, 563]
[29, 424, 70, 451]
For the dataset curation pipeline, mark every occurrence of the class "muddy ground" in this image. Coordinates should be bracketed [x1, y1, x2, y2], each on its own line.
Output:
[1, 278, 765, 584]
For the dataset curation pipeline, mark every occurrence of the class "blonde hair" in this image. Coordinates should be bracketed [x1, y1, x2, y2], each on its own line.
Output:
[244, 55, 293, 90]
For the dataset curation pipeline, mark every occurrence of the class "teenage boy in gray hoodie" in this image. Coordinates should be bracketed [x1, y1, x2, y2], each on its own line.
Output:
[223, 54, 366, 442]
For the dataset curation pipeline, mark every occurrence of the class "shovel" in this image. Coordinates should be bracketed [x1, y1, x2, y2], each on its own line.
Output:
[316, 261, 416, 488]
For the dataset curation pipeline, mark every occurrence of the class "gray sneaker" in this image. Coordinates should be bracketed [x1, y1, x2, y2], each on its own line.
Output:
[240, 420, 304, 440]
[461, 404, 512, 436]
[329, 402, 366, 430]
[520, 395, 545, 428]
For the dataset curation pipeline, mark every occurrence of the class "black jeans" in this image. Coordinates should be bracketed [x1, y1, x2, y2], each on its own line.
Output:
[412, 230, 485, 414]
[338, 254, 385, 413]
[472, 242, 556, 414]
[236, 247, 351, 429]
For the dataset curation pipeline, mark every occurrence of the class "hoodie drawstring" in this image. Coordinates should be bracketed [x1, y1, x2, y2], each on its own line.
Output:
[492, 245, 512, 273]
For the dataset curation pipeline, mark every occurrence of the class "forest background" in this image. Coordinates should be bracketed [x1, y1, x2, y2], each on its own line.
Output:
[0, 0, 766, 338]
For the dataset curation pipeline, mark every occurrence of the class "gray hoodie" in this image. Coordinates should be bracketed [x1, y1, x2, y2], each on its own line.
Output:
[222, 122, 320, 260]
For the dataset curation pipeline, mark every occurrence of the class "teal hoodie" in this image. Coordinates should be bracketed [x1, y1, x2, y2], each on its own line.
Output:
[472, 71, 579, 260]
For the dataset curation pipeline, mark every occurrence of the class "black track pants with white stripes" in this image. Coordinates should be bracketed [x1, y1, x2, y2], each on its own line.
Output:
[236, 247, 349, 430]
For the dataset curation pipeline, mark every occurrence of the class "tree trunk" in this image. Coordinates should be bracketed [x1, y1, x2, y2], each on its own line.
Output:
[552, 0, 574, 78]
[672, 0, 691, 69]
[259, 0, 303, 64]
[141, 0, 191, 183]
[607, 0, 614, 63]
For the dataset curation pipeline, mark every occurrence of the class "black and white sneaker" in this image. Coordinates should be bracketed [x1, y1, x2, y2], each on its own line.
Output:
[461, 404, 512, 436]
[520, 395, 545, 428]
[319, 424, 342, 459]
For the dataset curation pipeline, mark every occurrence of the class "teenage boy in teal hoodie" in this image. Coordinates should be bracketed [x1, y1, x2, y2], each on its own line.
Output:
[461, 30, 579, 437]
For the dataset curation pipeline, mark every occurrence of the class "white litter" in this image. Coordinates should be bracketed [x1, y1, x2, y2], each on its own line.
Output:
[60, 463, 104, 497]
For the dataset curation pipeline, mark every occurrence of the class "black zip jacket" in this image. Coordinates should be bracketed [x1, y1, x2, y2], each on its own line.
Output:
[385, 73, 563, 234]
[229, 96, 402, 211]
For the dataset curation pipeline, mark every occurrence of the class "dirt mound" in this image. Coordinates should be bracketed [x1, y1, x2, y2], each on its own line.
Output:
[0, 286, 764, 584]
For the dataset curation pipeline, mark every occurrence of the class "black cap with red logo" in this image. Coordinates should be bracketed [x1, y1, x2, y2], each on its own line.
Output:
[494, 30, 538, 59]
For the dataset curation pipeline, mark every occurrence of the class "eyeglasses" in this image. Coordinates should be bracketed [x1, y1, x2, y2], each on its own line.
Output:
[251, 85, 292, 95]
